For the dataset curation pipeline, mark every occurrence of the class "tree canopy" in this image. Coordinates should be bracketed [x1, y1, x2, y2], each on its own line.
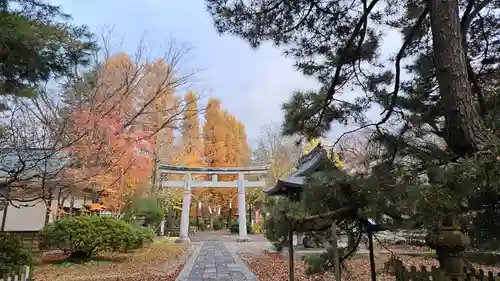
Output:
[0, 0, 95, 107]
[205, 0, 500, 272]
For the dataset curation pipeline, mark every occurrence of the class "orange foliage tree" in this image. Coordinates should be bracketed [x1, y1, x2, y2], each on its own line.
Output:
[221, 112, 251, 216]
[220, 111, 251, 174]
[65, 111, 154, 213]
[203, 98, 225, 168]
[136, 59, 177, 186]
[181, 91, 203, 168]
[62, 52, 189, 213]
[200, 99, 229, 213]
[198, 98, 252, 218]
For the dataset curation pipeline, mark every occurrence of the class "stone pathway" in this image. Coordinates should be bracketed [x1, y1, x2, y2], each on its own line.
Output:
[175, 240, 258, 281]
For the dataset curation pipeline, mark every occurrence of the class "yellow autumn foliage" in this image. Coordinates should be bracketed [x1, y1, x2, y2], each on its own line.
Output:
[302, 138, 344, 168]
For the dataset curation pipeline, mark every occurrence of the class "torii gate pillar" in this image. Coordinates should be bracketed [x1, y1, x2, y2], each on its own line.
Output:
[236, 172, 249, 242]
[176, 173, 192, 244]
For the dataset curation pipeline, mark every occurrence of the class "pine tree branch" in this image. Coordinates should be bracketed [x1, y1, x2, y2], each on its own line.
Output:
[315, 0, 380, 131]
[378, 5, 429, 126]
[288, 205, 357, 232]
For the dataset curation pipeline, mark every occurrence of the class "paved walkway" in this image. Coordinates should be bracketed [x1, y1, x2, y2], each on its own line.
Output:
[175, 240, 258, 281]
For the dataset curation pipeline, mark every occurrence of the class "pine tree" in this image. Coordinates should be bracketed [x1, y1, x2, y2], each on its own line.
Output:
[206, 0, 500, 270]
[0, 0, 95, 109]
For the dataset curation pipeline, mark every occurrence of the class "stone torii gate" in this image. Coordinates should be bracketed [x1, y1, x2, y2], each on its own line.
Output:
[158, 164, 269, 243]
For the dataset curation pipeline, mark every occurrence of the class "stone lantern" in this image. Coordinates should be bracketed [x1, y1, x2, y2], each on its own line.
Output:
[426, 215, 470, 279]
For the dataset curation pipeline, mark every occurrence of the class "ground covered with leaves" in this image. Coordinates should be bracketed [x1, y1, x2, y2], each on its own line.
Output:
[33, 243, 189, 281]
[241, 251, 500, 281]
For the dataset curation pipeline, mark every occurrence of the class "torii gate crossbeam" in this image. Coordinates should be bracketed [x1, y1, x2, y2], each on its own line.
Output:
[158, 164, 269, 243]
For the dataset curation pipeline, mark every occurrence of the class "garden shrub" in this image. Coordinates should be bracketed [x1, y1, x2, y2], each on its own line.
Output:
[189, 226, 197, 234]
[122, 197, 165, 227]
[130, 226, 155, 249]
[139, 227, 155, 243]
[259, 219, 265, 232]
[0, 233, 32, 276]
[39, 215, 137, 261]
[229, 221, 253, 234]
[229, 221, 239, 233]
[198, 219, 208, 231]
[212, 219, 222, 230]
[248, 222, 254, 234]
[251, 223, 261, 234]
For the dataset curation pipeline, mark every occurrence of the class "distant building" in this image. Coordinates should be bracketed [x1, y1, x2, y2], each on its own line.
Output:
[0, 148, 92, 231]
[0, 126, 156, 232]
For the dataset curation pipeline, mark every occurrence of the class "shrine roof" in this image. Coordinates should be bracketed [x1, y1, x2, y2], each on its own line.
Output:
[265, 144, 329, 197]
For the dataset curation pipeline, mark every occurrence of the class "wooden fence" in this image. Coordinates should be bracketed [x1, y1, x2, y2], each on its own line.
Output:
[394, 260, 500, 281]
[1, 266, 30, 281]
[2, 231, 40, 252]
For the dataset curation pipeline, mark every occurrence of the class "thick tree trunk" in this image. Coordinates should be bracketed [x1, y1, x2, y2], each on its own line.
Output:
[428, 2, 487, 272]
[428, 0, 494, 155]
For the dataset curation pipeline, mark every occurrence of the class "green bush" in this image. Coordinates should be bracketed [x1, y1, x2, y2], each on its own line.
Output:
[229, 221, 238, 233]
[122, 197, 165, 227]
[0, 233, 32, 276]
[229, 221, 253, 234]
[40, 215, 137, 261]
[140, 227, 155, 243]
[212, 219, 222, 230]
[251, 223, 262, 234]
[199, 219, 208, 231]
[130, 227, 155, 249]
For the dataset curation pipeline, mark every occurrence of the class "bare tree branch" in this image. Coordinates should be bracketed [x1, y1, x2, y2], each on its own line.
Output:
[0, 30, 203, 209]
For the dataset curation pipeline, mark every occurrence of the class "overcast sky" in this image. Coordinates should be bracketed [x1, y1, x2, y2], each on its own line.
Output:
[50, 0, 402, 145]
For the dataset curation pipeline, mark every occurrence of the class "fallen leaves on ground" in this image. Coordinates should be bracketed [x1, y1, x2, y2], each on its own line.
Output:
[33, 243, 188, 281]
[241, 252, 336, 281]
[241, 251, 500, 281]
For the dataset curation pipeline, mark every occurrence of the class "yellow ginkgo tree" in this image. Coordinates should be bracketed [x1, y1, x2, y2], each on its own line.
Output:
[159, 188, 184, 212]
[302, 138, 344, 168]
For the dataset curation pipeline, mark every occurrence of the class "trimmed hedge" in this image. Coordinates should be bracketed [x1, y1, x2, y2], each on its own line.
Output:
[39, 215, 144, 261]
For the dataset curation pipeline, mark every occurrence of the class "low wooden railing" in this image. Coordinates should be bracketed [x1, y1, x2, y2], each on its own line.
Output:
[1, 265, 30, 281]
[394, 260, 500, 281]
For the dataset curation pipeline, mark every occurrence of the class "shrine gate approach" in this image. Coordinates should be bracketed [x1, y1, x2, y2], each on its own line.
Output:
[158, 164, 270, 243]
